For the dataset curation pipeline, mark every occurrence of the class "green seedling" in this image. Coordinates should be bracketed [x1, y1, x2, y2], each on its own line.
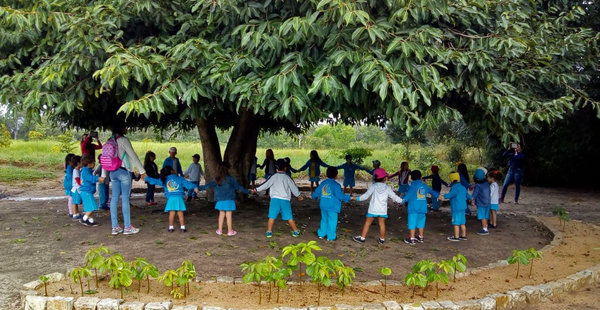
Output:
[108, 261, 133, 299]
[84, 245, 111, 289]
[333, 260, 355, 295]
[176, 260, 196, 298]
[159, 269, 179, 298]
[261, 256, 282, 302]
[69, 267, 92, 297]
[306, 256, 335, 306]
[451, 254, 467, 282]
[404, 272, 427, 298]
[507, 249, 530, 279]
[552, 207, 570, 230]
[282, 240, 321, 284]
[430, 265, 449, 297]
[39, 275, 49, 296]
[379, 267, 392, 295]
[436, 260, 455, 292]
[131, 257, 159, 294]
[526, 248, 543, 278]
[241, 260, 268, 304]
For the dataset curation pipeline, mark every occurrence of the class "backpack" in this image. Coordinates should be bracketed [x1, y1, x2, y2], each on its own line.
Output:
[100, 136, 122, 172]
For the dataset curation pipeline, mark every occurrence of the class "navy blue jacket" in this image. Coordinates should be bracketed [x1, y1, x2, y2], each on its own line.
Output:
[472, 181, 491, 207]
[503, 150, 525, 170]
[423, 173, 448, 192]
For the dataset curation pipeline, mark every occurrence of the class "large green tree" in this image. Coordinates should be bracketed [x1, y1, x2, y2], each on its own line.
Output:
[1, 0, 598, 187]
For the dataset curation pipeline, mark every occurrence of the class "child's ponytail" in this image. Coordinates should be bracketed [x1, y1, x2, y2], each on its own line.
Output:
[215, 162, 231, 185]
[160, 166, 172, 184]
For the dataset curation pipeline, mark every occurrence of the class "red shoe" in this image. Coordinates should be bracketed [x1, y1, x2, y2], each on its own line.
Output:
[150, 202, 158, 206]
[145, 202, 153, 207]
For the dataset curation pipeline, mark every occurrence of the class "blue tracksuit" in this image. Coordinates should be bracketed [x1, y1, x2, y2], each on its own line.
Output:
[423, 173, 448, 210]
[298, 159, 330, 182]
[404, 180, 439, 230]
[312, 179, 351, 241]
[162, 157, 184, 176]
[443, 183, 472, 225]
[63, 165, 73, 196]
[472, 181, 491, 220]
[459, 173, 472, 214]
[336, 162, 365, 187]
[80, 167, 100, 212]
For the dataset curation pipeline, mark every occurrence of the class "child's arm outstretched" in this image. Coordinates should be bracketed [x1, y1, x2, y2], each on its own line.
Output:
[254, 176, 274, 193]
[386, 187, 404, 204]
[311, 182, 325, 200]
[296, 160, 310, 172]
[332, 183, 351, 203]
[287, 177, 303, 200]
[144, 176, 164, 187]
[356, 185, 375, 202]
[230, 177, 251, 195]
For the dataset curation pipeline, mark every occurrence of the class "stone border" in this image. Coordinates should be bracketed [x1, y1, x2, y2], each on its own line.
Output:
[22, 217, 600, 310]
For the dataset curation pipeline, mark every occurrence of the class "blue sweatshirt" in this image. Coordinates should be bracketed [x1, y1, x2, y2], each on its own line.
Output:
[80, 167, 99, 193]
[423, 173, 448, 192]
[145, 175, 199, 197]
[162, 157, 184, 176]
[459, 174, 471, 190]
[443, 182, 472, 213]
[311, 179, 351, 213]
[63, 165, 73, 191]
[503, 150, 525, 170]
[472, 181, 491, 207]
[336, 162, 364, 183]
[404, 180, 439, 214]
[204, 175, 250, 201]
[298, 159, 329, 178]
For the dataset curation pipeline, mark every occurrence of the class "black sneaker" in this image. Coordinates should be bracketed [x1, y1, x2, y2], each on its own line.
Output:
[79, 218, 90, 226]
[87, 219, 99, 227]
[415, 235, 424, 243]
[353, 236, 365, 244]
[99, 206, 110, 211]
[447, 236, 460, 242]
[180, 228, 187, 233]
[489, 224, 497, 229]
[377, 238, 385, 244]
[168, 227, 175, 233]
[477, 229, 489, 235]
[459, 236, 468, 241]
[404, 237, 416, 245]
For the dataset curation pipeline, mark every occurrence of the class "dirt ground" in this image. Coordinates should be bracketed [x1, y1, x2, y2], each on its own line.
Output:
[1, 178, 599, 308]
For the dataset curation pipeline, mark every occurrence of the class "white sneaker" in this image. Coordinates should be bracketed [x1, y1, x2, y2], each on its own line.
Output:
[123, 225, 139, 235]
[111, 226, 123, 235]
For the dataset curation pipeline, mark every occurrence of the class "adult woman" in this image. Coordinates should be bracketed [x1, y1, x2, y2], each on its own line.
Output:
[80, 133, 102, 158]
[500, 143, 525, 204]
[102, 125, 146, 235]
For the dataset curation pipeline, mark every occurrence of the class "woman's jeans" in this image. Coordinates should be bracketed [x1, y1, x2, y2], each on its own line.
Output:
[501, 168, 523, 202]
[109, 168, 132, 228]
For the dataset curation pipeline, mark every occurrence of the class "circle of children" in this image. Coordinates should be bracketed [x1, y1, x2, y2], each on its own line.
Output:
[64, 133, 507, 246]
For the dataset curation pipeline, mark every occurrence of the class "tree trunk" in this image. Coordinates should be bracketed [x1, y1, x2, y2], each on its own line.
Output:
[223, 109, 260, 190]
[196, 118, 223, 202]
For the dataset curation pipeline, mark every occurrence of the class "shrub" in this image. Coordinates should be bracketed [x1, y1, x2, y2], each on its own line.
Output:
[28, 130, 44, 140]
[446, 143, 465, 163]
[0, 124, 11, 147]
[338, 147, 373, 165]
[53, 132, 74, 153]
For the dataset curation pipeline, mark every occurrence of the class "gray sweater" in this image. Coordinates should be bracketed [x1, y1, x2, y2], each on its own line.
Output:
[255, 172, 301, 201]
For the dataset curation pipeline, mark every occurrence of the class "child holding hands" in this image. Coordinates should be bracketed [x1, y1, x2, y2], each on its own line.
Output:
[312, 167, 351, 241]
[440, 172, 471, 241]
[472, 167, 491, 235]
[403, 170, 439, 245]
[79, 155, 105, 226]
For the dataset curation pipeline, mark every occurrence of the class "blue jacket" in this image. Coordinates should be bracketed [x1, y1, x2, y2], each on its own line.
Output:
[162, 157, 184, 176]
[145, 175, 198, 197]
[472, 181, 491, 207]
[404, 180, 439, 214]
[204, 175, 250, 201]
[311, 179, 351, 213]
[336, 162, 364, 182]
[80, 167, 99, 193]
[63, 165, 73, 191]
[443, 182, 472, 213]
[298, 159, 329, 178]
[423, 173, 448, 192]
[503, 150, 525, 170]
[459, 174, 471, 190]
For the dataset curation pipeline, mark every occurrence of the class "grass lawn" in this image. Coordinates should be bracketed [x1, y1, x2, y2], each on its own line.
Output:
[0, 165, 56, 182]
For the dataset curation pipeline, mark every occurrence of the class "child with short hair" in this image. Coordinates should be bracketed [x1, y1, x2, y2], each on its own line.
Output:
[204, 162, 250, 236]
[94, 154, 110, 210]
[184, 154, 204, 202]
[71, 155, 83, 220]
[297, 150, 330, 192]
[487, 169, 503, 229]
[353, 168, 404, 244]
[472, 167, 491, 235]
[254, 159, 304, 238]
[403, 170, 439, 245]
[144, 151, 159, 207]
[63, 153, 75, 219]
[145, 166, 202, 232]
[440, 172, 472, 241]
[423, 165, 448, 211]
[389, 161, 411, 195]
[336, 154, 366, 196]
[312, 167, 351, 241]
[79, 155, 105, 226]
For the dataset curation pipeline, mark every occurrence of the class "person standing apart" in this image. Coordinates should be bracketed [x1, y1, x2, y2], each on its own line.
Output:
[144, 151, 159, 207]
[184, 154, 204, 201]
[163, 147, 183, 177]
[101, 125, 146, 235]
[500, 143, 525, 204]
[80, 133, 102, 158]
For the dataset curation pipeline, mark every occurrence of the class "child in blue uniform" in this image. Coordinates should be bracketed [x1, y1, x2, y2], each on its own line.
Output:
[487, 169, 503, 229]
[423, 165, 448, 211]
[145, 166, 202, 232]
[472, 167, 491, 235]
[457, 163, 472, 215]
[94, 154, 110, 210]
[403, 170, 439, 245]
[389, 161, 411, 195]
[297, 150, 330, 192]
[79, 155, 104, 226]
[63, 153, 75, 219]
[440, 172, 472, 241]
[353, 168, 404, 244]
[336, 154, 366, 196]
[203, 162, 250, 236]
[71, 155, 83, 220]
[312, 167, 351, 241]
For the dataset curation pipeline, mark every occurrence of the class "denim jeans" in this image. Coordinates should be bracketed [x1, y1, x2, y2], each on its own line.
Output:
[109, 168, 132, 228]
[146, 184, 155, 202]
[98, 183, 109, 207]
[501, 168, 523, 202]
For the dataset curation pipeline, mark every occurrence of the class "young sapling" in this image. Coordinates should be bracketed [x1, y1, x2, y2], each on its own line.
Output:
[507, 249, 530, 279]
[69, 267, 92, 297]
[39, 275, 49, 296]
[451, 254, 467, 282]
[306, 256, 335, 306]
[84, 246, 111, 289]
[379, 267, 392, 295]
[526, 248, 543, 278]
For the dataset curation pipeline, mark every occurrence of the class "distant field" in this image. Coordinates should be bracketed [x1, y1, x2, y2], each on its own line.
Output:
[0, 140, 482, 182]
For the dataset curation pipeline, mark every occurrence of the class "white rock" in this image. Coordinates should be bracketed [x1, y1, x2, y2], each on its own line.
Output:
[453, 300, 479, 310]
[382, 301, 401, 310]
[436, 301, 459, 310]
[20, 290, 39, 309]
[24, 295, 48, 310]
[308, 307, 332, 310]
[74, 297, 100, 310]
[216, 276, 234, 283]
[363, 280, 382, 286]
[145, 302, 173, 310]
[97, 298, 123, 310]
[334, 304, 363, 310]
[400, 303, 423, 310]
[533, 283, 553, 301]
[279, 307, 307, 310]
[477, 297, 495, 310]
[505, 290, 526, 308]
[45, 272, 66, 283]
[173, 306, 198, 310]
[119, 301, 145, 310]
[520, 285, 542, 303]
[362, 304, 385, 310]
[47, 296, 75, 310]
[420, 301, 443, 310]
[485, 294, 509, 310]
[23, 280, 43, 290]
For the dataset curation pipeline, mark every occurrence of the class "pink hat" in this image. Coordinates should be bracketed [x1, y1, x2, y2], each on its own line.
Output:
[373, 168, 388, 179]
